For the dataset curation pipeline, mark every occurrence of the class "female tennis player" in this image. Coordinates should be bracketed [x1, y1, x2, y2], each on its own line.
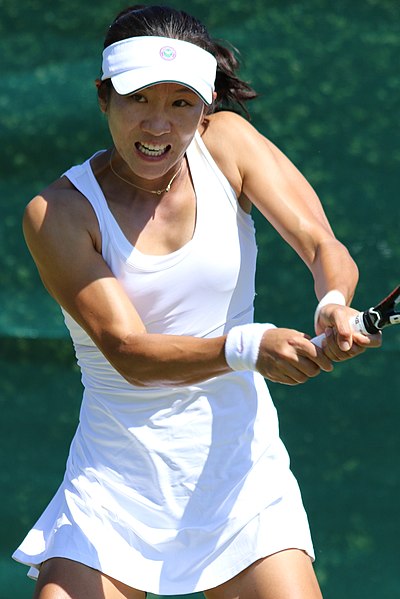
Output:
[13, 5, 381, 599]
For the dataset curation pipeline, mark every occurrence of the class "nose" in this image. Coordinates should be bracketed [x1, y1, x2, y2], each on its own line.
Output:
[141, 110, 171, 136]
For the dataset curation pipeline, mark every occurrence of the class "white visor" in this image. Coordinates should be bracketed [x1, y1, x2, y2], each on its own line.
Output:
[101, 36, 217, 105]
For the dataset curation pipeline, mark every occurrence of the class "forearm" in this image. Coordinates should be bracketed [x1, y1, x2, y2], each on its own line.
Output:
[308, 238, 378, 351]
[103, 325, 336, 389]
[103, 332, 230, 387]
[310, 238, 359, 303]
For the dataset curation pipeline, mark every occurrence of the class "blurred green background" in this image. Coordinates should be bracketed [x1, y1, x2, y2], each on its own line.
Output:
[1, 0, 399, 597]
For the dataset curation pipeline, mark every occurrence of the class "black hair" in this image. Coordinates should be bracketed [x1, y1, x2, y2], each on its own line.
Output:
[101, 4, 257, 117]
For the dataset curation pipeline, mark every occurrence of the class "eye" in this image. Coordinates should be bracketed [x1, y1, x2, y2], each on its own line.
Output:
[130, 93, 147, 103]
[173, 99, 193, 107]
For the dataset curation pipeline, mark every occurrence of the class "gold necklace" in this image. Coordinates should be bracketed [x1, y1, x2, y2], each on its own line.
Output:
[109, 149, 183, 195]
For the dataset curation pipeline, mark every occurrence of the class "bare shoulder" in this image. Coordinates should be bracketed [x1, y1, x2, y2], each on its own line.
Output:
[202, 110, 286, 161]
[199, 110, 280, 199]
[24, 176, 94, 227]
[199, 111, 256, 196]
[201, 110, 258, 151]
[23, 175, 100, 253]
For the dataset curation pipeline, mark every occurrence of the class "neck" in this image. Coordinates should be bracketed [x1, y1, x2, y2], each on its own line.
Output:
[109, 149, 184, 196]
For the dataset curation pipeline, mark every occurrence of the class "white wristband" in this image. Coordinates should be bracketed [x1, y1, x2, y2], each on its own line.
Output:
[314, 289, 346, 331]
[225, 323, 276, 372]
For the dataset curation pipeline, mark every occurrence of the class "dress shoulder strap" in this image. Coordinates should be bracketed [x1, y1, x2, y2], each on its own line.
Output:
[62, 152, 110, 235]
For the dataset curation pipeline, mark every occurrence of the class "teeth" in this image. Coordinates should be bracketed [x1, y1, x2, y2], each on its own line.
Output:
[137, 142, 169, 157]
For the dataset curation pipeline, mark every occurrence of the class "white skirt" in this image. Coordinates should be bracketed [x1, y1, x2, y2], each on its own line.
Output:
[12, 451, 314, 594]
[13, 372, 315, 594]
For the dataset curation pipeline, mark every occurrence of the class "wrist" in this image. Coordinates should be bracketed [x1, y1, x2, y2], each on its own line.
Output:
[314, 289, 346, 331]
[225, 323, 276, 372]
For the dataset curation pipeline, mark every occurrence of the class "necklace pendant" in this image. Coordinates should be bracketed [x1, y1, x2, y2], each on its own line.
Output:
[109, 149, 183, 195]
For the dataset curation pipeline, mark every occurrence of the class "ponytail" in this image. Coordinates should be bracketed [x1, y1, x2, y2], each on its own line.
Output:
[211, 40, 257, 117]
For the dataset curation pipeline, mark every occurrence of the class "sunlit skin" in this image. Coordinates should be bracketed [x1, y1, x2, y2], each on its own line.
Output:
[22, 83, 382, 392]
[23, 78, 382, 599]
[97, 82, 209, 191]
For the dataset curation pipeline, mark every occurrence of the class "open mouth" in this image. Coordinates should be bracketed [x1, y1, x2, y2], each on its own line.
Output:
[135, 142, 171, 157]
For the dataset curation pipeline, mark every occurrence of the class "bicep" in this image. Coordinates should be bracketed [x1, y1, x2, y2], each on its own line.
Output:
[23, 194, 146, 350]
[22, 189, 230, 388]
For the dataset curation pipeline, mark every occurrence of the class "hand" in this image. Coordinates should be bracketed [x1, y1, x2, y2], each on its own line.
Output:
[256, 328, 333, 385]
[317, 304, 382, 361]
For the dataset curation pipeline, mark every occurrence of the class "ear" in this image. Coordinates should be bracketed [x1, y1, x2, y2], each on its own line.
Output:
[204, 91, 218, 116]
[95, 78, 108, 113]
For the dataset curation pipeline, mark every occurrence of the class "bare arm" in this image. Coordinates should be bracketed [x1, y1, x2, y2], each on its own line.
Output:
[203, 112, 381, 356]
[23, 175, 333, 388]
[205, 112, 358, 298]
[23, 185, 230, 387]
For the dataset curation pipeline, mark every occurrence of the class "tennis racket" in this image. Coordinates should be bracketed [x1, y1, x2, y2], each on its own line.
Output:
[311, 284, 400, 348]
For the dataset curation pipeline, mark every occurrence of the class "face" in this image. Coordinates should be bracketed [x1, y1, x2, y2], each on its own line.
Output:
[99, 82, 207, 182]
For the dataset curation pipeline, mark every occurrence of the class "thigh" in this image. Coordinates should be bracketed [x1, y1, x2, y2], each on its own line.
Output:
[33, 557, 146, 599]
[204, 549, 323, 599]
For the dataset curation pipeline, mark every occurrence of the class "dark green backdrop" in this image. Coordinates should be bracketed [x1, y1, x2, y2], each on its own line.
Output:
[1, 1, 399, 598]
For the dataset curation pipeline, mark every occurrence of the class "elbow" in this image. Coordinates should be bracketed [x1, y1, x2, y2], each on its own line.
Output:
[312, 237, 360, 300]
[351, 253, 359, 285]
[99, 332, 154, 387]
[109, 355, 161, 388]
[348, 253, 360, 302]
[341, 240, 359, 287]
[101, 332, 177, 388]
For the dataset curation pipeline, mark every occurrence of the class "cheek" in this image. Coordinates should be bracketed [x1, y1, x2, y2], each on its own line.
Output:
[107, 106, 135, 139]
[177, 106, 205, 136]
[106, 115, 121, 141]
[193, 103, 206, 124]
[107, 94, 135, 125]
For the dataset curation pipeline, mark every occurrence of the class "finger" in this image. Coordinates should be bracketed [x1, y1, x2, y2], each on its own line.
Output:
[319, 306, 354, 351]
[331, 313, 353, 351]
[260, 359, 317, 385]
[352, 331, 382, 348]
[285, 347, 333, 380]
[287, 358, 320, 381]
[328, 345, 366, 362]
[321, 330, 345, 361]
[269, 373, 305, 386]
[258, 365, 300, 385]
[322, 331, 366, 362]
[273, 364, 311, 385]
[292, 334, 333, 373]
[299, 340, 333, 373]
[312, 347, 334, 372]
[324, 327, 357, 359]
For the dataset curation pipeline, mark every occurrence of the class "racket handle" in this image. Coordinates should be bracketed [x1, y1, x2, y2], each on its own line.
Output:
[311, 312, 366, 348]
[310, 332, 328, 348]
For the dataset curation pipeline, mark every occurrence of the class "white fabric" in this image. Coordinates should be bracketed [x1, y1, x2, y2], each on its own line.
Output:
[102, 36, 217, 104]
[225, 323, 276, 371]
[12, 132, 314, 594]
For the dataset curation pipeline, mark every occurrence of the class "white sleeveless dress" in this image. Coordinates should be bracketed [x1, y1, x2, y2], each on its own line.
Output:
[13, 131, 314, 594]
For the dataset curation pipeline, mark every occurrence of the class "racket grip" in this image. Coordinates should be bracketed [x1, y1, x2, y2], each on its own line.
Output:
[311, 312, 365, 348]
[310, 332, 327, 348]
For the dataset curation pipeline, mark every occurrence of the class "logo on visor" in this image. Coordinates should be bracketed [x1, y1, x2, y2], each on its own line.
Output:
[160, 46, 177, 61]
